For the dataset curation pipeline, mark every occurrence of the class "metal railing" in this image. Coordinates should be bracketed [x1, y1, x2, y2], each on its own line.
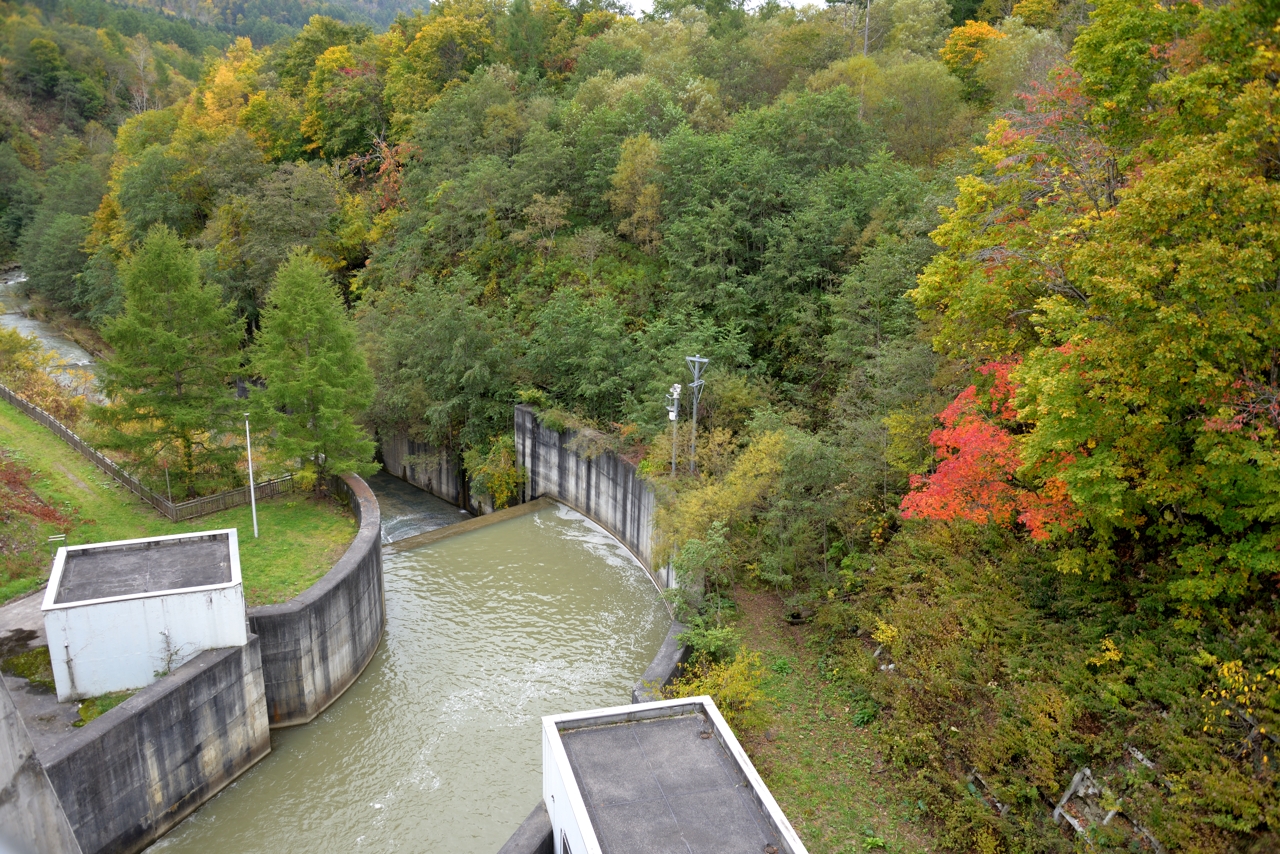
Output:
[0, 382, 291, 522]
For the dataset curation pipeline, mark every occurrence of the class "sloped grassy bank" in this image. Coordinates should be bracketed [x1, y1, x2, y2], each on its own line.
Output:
[0, 396, 354, 605]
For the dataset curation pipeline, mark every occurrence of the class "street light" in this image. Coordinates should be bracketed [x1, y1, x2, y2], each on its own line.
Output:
[667, 383, 681, 476]
[685, 355, 708, 474]
[244, 413, 258, 539]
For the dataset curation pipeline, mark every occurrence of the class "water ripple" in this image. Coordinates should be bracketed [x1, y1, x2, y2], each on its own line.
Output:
[150, 503, 670, 853]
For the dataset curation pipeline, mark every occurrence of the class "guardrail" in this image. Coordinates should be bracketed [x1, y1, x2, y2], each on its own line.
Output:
[0, 382, 291, 522]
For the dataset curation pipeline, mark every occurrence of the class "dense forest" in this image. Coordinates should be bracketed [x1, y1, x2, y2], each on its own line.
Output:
[3, 0, 1279, 850]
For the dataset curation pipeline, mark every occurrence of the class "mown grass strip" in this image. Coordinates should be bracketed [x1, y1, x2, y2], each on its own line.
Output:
[735, 589, 933, 854]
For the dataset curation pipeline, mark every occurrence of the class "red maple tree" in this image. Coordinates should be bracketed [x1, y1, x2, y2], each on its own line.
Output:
[900, 360, 1079, 541]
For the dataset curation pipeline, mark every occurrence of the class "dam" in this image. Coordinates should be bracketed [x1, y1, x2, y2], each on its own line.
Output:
[148, 476, 671, 853]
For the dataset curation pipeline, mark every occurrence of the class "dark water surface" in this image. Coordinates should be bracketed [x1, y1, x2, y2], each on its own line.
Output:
[149, 502, 670, 853]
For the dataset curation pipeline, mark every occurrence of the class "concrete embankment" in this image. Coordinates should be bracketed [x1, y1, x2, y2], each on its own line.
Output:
[2, 472, 385, 853]
[514, 405, 659, 575]
[42, 639, 269, 854]
[495, 407, 691, 854]
[0, 679, 81, 854]
[247, 473, 385, 727]
[380, 432, 493, 513]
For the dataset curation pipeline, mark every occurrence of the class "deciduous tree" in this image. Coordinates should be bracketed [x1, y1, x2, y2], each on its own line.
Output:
[249, 250, 377, 490]
[91, 225, 242, 497]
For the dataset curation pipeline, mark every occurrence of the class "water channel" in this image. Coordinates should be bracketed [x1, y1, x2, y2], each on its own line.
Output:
[150, 479, 671, 853]
[2, 269, 669, 850]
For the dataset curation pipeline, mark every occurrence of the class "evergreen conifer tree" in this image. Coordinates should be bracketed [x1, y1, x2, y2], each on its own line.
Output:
[92, 225, 243, 498]
[249, 249, 376, 491]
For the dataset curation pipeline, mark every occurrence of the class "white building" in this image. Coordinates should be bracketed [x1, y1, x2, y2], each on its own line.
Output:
[41, 529, 247, 702]
[542, 696, 809, 854]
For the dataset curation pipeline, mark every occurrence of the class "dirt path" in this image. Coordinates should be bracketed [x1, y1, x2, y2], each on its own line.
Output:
[735, 587, 932, 854]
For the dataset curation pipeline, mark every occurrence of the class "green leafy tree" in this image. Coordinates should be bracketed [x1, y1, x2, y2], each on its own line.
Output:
[201, 161, 347, 330]
[18, 160, 106, 311]
[91, 225, 243, 498]
[249, 250, 377, 491]
[301, 43, 385, 159]
[277, 16, 373, 96]
[362, 279, 512, 500]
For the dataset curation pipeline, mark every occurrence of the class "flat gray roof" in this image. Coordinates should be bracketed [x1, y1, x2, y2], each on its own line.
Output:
[560, 711, 784, 854]
[53, 532, 233, 605]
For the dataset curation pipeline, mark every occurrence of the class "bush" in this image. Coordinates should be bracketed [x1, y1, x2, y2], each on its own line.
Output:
[816, 521, 1280, 853]
[663, 649, 767, 735]
[677, 617, 741, 663]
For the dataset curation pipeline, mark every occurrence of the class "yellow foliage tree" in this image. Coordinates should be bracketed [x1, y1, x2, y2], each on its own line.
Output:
[1011, 0, 1057, 28]
[198, 39, 261, 130]
[605, 133, 663, 254]
[656, 429, 789, 560]
[384, 11, 494, 127]
[939, 20, 1007, 96]
[0, 329, 88, 425]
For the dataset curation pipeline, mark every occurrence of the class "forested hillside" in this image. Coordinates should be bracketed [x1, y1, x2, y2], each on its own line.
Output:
[3, 0, 1278, 850]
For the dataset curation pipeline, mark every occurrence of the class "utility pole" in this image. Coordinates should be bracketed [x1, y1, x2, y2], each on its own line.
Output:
[863, 0, 871, 56]
[244, 413, 258, 539]
[685, 355, 708, 474]
[667, 383, 681, 476]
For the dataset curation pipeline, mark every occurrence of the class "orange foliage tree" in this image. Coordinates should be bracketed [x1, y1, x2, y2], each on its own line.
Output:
[900, 360, 1079, 541]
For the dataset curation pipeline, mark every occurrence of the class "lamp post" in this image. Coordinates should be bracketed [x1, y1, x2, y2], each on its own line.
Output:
[667, 383, 681, 476]
[685, 355, 708, 474]
[244, 413, 258, 539]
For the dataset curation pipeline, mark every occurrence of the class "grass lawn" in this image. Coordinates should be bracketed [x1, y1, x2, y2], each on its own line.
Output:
[0, 396, 356, 606]
[734, 588, 934, 854]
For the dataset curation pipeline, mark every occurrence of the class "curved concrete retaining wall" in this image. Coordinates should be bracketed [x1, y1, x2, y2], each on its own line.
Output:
[514, 405, 659, 575]
[501, 407, 694, 854]
[247, 474, 384, 727]
[42, 639, 269, 854]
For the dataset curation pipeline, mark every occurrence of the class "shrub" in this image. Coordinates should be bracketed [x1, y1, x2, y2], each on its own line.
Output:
[663, 649, 767, 735]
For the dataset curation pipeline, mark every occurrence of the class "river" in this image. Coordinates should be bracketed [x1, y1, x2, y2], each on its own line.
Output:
[0, 268, 96, 383]
[149, 496, 671, 853]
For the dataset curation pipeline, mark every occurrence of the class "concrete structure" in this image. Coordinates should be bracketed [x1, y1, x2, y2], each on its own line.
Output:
[42, 639, 269, 854]
[542, 697, 807, 854]
[247, 473, 384, 726]
[0, 474, 381, 852]
[381, 432, 469, 508]
[630, 621, 690, 703]
[0, 679, 81, 854]
[42, 530, 246, 702]
[515, 405, 661, 581]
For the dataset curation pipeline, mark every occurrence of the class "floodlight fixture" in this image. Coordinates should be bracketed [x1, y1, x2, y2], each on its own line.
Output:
[667, 383, 682, 476]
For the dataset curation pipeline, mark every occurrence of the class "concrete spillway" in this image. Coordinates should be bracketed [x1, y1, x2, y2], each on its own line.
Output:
[148, 485, 671, 852]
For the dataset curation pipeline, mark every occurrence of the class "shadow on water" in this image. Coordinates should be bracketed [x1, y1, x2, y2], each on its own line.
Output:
[148, 499, 670, 854]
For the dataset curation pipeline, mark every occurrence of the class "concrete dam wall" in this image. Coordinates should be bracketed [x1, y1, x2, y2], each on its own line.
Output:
[379, 433, 495, 516]
[248, 473, 385, 727]
[42, 640, 269, 854]
[513, 405, 659, 576]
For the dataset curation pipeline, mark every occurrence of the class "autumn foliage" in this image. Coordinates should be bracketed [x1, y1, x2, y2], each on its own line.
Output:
[901, 360, 1078, 541]
[0, 450, 70, 580]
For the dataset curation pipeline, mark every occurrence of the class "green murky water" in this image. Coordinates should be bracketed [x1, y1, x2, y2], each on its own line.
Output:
[149, 501, 670, 853]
